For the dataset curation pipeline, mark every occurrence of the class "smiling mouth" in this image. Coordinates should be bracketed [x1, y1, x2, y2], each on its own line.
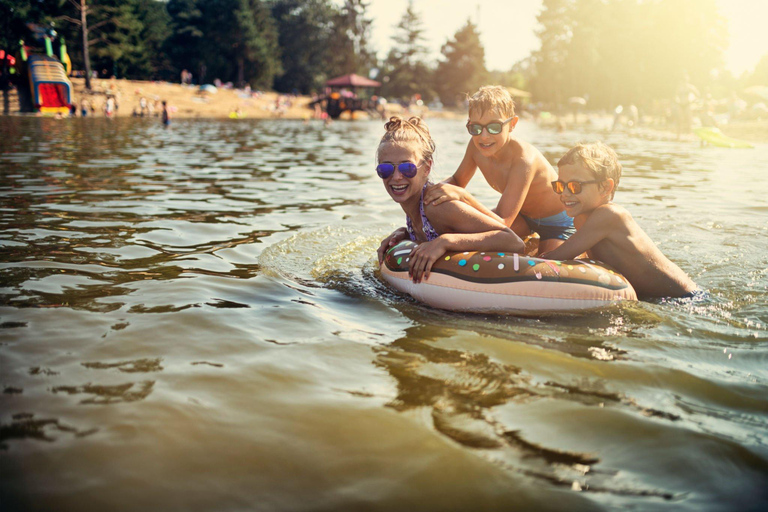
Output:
[390, 183, 409, 194]
[563, 200, 578, 208]
[479, 142, 494, 149]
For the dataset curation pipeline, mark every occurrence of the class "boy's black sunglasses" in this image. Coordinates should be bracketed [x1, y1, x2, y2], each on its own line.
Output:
[551, 180, 601, 195]
[466, 117, 515, 136]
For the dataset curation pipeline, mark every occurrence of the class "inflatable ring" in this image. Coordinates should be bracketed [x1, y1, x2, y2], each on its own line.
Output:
[380, 241, 637, 314]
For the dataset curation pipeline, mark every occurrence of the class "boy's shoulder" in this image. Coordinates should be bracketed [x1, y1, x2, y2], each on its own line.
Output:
[581, 203, 633, 228]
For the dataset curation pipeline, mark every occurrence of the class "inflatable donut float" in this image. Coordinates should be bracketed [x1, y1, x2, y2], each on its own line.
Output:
[379, 241, 637, 314]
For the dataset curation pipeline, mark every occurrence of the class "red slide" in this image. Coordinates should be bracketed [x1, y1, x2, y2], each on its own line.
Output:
[38, 83, 67, 109]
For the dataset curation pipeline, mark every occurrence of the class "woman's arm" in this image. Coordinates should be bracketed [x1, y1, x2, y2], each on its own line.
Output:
[377, 226, 409, 264]
[408, 199, 524, 282]
[423, 142, 478, 204]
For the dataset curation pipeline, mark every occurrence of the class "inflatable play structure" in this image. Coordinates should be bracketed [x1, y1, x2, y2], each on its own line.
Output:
[693, 127, 753, 149]
[20, 25, 72, 115]
[380, 241, 637, 314]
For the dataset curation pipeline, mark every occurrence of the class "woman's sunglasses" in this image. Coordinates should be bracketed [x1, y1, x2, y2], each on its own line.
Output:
[551, 180, 601, 194]
[376, 162, 419, 179]
[466, 117, 514, 136]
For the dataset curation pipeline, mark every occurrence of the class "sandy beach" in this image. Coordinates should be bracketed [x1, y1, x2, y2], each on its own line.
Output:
[69, 77, 317, 120]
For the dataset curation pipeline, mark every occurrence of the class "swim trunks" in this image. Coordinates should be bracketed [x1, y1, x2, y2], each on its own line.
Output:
[406, 184, 439, 242]
[520, 211, 575, 241]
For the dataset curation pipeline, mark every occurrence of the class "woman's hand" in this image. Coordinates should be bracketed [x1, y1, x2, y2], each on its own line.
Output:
[408, 237, 447, 283]
[377, 227, 408, 264]
[423, 183, 468, 207]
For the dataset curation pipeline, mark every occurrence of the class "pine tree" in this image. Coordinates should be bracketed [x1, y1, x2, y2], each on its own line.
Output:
[433, 19, 487, 107]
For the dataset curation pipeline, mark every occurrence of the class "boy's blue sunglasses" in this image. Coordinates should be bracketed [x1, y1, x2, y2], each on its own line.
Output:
[376, 162, 419, 179]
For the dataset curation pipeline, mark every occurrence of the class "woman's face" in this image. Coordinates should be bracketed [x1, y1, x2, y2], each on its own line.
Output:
[377, 142, 429, 205]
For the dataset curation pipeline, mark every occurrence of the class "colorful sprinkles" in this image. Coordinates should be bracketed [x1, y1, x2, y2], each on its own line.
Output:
[385, 243, 630, 293]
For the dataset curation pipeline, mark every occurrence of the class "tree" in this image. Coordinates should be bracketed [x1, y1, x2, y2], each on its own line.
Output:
[433, 19, 487, 107]
[166, 0, 205, 83]
[380, 0, 432, 101]
[197, 0, 281, 88]
[330, 0, 376, 77]
[271, 0, 337, 93]
[530, 0, 574, 108]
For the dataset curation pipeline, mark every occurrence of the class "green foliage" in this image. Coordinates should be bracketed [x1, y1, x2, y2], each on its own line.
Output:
[530, 0, 729, 110]
[271, 0, 375, 94]
[433, 19, 487, 107]
[380, 0, 433, 102]
[0, 0, 68, 54]
[325, 0, 376, 78]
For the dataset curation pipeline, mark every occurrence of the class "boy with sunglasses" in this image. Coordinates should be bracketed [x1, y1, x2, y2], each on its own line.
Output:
[541, 142, 699, 298]
[421, 85, 575, 254]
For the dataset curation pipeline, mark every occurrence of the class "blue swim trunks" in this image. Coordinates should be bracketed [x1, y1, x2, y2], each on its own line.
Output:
[520, 211, 575, 241]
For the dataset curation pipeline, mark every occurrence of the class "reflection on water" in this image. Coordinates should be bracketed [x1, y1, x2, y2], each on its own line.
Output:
[1, 117, 767, 511]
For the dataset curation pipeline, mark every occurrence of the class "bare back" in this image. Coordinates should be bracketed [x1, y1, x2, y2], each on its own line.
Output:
[576, 204, 697, 297]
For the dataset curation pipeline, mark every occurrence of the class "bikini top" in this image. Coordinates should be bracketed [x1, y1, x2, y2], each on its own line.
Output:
[406, 184, 439, 242]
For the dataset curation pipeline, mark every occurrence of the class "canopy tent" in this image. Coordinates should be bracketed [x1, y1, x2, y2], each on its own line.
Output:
[325, 73, 381, 88]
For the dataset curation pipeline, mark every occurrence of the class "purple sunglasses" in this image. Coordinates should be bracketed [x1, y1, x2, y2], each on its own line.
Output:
[376, 161, 419, 179]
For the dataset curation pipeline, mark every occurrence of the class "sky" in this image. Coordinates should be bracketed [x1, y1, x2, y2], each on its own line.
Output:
[360, 0, 768, 76]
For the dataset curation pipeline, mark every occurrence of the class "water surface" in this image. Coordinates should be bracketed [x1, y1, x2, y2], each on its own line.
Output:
[1, 116, 767, 511]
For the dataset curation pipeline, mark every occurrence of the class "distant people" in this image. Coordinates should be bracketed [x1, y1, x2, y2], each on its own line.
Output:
[161, 100, 170, 126]
[541, 142, 699, 299]
[674, 72, 699, 138]
[139, 96, 148, 116]
[382, 85, 574, 256]
[105, 96, 115, 118]
[80, 97, 88, 117]
[611, 104, 640, 130]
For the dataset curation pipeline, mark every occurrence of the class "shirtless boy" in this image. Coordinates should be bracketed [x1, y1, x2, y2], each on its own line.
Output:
[428, 85, 576, 252]
[541, 142, 699, 298]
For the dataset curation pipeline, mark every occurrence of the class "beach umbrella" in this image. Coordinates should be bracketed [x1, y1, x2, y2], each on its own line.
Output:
[199, 84, 218, 94]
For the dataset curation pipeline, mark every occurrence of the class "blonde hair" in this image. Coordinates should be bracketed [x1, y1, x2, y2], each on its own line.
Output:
[558, 142, 622, 199]
[377, 116, 436, 166]
[468, 86, 516, 119]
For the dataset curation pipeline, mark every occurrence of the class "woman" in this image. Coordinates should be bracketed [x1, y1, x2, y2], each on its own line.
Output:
[376, 117, 524, 282]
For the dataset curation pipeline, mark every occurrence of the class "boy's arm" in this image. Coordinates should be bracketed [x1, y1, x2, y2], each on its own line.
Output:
[540, 207, 616, 260]
[423, 142, 477, 202]
[494, 159, 535, 227]
[424, 144, 508, 224]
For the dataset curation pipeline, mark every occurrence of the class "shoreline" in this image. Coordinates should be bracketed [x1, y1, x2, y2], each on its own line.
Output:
[3, 77, 765, 143]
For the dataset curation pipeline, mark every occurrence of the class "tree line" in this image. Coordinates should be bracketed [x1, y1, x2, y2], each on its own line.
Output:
[2, 0, 766, 109]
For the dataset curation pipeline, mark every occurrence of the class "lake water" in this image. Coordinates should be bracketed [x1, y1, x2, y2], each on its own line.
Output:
[1, 116, 766, 511]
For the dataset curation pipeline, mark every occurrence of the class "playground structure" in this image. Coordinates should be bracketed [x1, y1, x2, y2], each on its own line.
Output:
[314, 73, 382, 119]
[19, 25, 73, 115]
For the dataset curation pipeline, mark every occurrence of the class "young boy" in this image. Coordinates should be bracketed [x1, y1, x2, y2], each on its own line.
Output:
[378, 86, 572, 260]
[428, 86, 574, 252]
[541, 142, 699, 298]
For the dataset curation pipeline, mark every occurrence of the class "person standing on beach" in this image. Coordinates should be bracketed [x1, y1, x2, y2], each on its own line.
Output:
[105, 96, 115, 118]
